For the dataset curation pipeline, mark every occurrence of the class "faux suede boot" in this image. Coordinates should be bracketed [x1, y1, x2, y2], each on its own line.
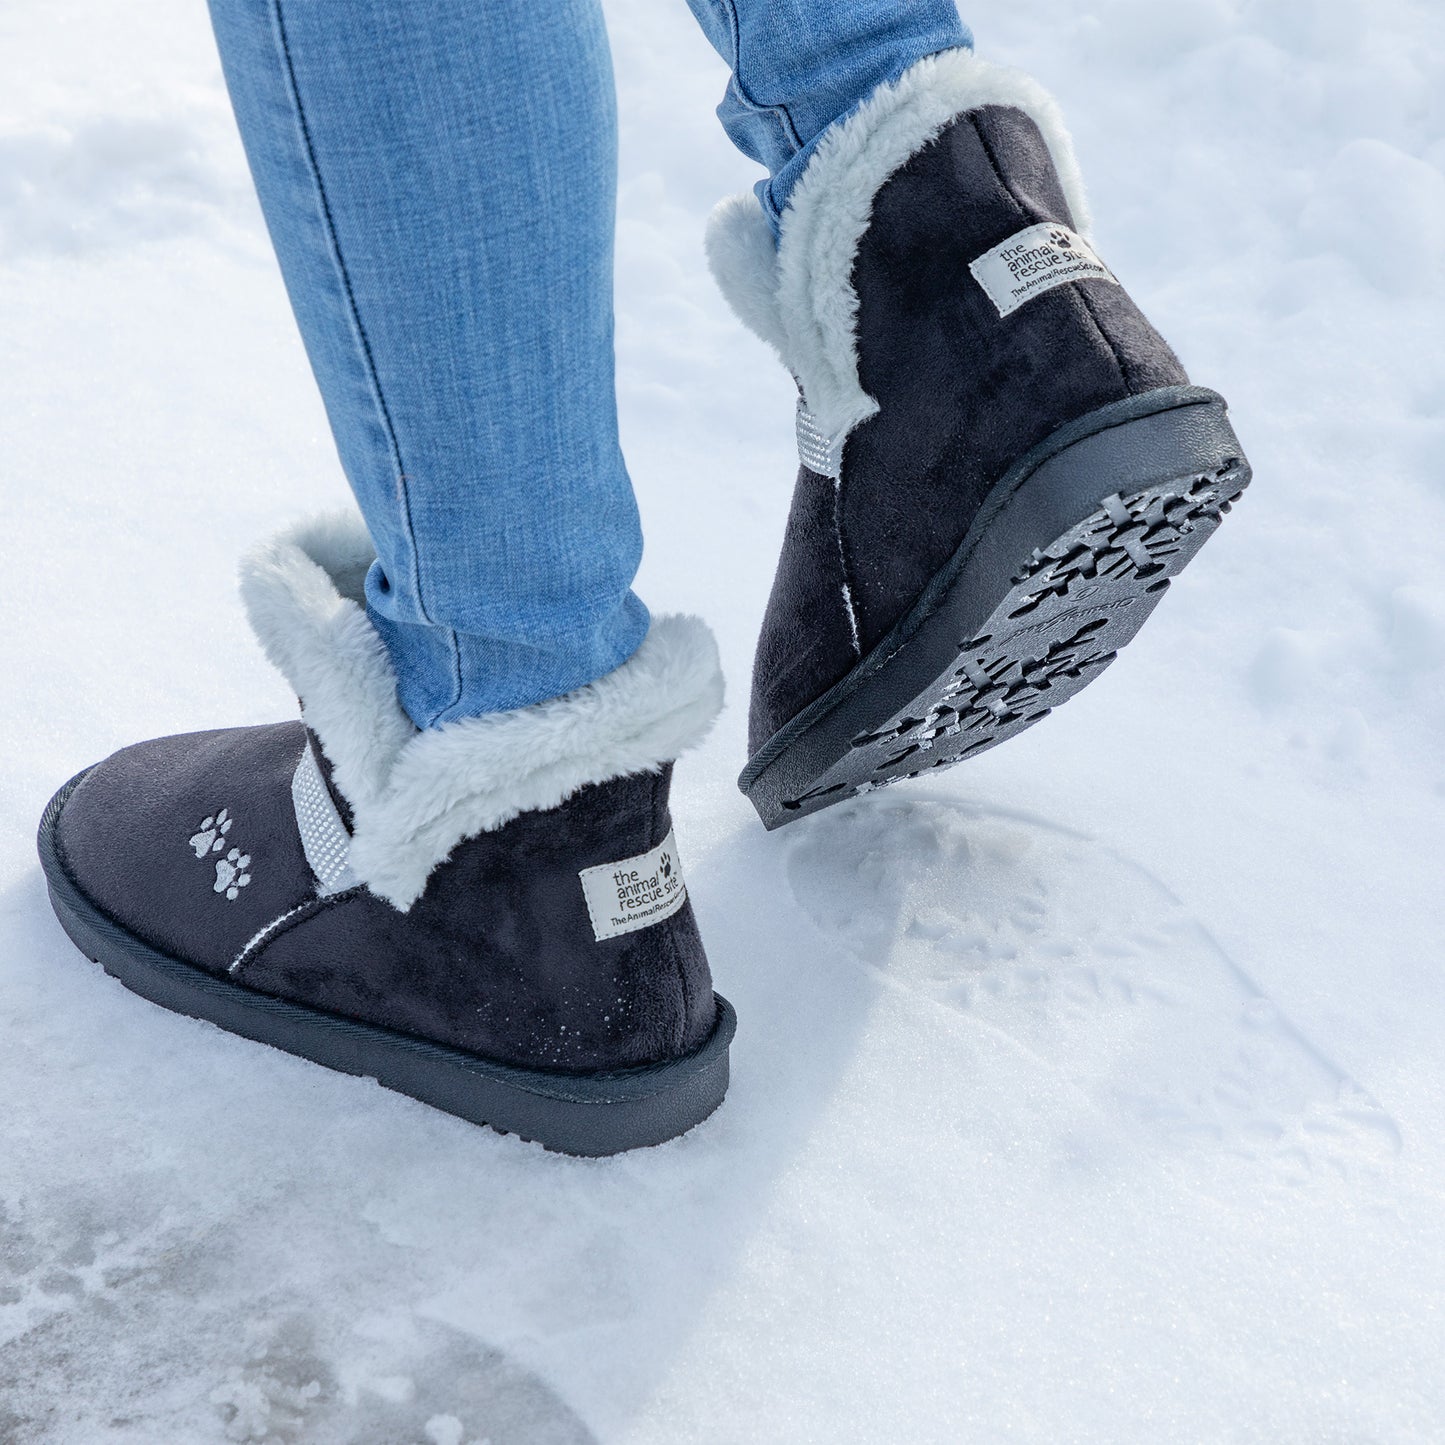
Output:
[37, 515, 734, 1155]
[707, 50, 1252, 828]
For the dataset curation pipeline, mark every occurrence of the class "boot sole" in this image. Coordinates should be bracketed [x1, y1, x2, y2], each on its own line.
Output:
[740, 386, 1252, 828]
[38, 774, 735, 1157]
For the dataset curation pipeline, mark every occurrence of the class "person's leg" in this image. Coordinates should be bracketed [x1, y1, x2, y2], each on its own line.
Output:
[206, 0, 648, 725]
[40, 0, 733, 1151]
[683, 0, 972, 232]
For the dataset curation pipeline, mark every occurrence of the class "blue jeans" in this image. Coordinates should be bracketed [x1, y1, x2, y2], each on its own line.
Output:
[207, 0, 971, 726]
[685, 0, 972, 235]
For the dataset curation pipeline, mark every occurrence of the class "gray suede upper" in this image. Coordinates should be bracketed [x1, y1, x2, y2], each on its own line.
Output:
[748, 105, 1188, 754]
[55, 723, 716, 1073]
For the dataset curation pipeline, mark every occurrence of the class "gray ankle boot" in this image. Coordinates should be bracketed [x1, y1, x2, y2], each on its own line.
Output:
[39, 514, 734, 1154]
[708, 50, 1251, 828]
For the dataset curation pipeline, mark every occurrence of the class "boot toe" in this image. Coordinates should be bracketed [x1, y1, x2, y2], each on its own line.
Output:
[51, 722, 315, 976]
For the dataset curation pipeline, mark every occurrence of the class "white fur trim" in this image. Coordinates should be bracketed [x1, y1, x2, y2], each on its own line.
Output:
[703, 193, 789, 363]
[705, 49, 1091, 444]
[239, 513, 725, 911]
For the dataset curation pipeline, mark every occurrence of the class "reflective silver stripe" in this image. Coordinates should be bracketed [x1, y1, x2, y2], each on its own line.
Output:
[796, 398, 847, 480]
[291, 746, 360, 896]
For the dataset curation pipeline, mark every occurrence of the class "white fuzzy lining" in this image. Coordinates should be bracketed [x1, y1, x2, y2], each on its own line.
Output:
[239, 513, 724, 912]
[705, 49, 1091, 446]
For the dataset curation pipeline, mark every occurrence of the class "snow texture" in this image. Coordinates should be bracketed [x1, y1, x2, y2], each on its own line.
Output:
[2, 1, 1444, 1441]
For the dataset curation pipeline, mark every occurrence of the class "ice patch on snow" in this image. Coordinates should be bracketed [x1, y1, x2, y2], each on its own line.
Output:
[0, 1189, 595, 1445]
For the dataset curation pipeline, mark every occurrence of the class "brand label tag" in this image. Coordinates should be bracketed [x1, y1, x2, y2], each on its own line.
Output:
[969, 222, 1118, 318]
[579, 828, 688, 942]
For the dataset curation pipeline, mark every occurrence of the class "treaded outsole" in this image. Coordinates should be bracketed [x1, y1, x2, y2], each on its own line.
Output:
[741, 388, 1252, 828]
[37, 775, 735, 1157]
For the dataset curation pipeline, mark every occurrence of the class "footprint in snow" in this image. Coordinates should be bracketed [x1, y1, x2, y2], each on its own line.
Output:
[786, 797, 1401, 1187]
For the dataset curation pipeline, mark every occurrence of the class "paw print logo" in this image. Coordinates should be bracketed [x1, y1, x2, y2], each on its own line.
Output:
[189, 808, 233, 858]
[213, 849, 252, 901]
[187, 805, 256, 900]
[658, 852, 673, 881]
[1048, 228, 1074, 250]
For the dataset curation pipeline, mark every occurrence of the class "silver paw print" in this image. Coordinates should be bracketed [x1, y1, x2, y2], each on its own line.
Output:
[213, 848, 252, 901]
[188, 808, 233, 859]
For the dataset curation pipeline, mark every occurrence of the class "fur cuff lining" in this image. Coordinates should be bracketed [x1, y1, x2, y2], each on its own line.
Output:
[239, 512, 725, 911]
[705, 49, 1091, 444]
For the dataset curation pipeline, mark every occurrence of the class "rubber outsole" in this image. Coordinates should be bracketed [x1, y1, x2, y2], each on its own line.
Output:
[741, 387, 1252, 829]
[38, 774, 735, 1156]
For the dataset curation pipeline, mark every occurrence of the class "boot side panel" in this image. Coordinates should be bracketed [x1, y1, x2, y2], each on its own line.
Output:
[240, 766, 718, 1072]
[749, 463, 863, 755]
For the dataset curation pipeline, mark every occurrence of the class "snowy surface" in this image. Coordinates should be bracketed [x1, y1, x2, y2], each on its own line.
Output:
[3, 0, 1444, 1440]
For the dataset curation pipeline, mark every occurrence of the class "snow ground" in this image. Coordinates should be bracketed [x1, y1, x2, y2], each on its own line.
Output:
[2, 0, 1444, 1439]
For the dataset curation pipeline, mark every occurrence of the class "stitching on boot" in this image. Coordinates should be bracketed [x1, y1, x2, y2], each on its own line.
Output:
[654, 771, 690, 1057]
[229, 903, 312, 976]
[1070, 284, 1133, 391]
[831, 468, 863, 657]
[970, 112, 1031, 223]
[229, 891, 361, 977]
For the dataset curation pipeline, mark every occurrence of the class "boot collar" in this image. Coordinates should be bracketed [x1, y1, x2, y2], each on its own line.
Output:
[705, 49, 1091, 449]
[239, 512, 724, 910]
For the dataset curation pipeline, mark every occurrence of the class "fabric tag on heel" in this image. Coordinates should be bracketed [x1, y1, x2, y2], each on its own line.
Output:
[579, 829, 688, 942]
[970, 223, 1118, 318]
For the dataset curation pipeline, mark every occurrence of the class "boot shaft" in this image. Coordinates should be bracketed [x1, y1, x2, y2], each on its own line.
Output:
[844, 103, 1187, 656]
[246, 746, 717, 1072]
[705, 53, 1191, 754]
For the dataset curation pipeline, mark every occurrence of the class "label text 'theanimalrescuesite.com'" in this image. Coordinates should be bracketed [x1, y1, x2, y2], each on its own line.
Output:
[969, 222, 1119, 318]
[579, 829, 688, 942]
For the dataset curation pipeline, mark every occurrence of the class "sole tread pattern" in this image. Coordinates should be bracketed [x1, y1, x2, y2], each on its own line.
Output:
[781, 459, 1248, 818]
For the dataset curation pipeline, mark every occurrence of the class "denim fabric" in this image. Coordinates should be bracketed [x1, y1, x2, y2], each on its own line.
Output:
[207, 0, 648, 724]
[684, 0, 972, 232]
[207, 0, 970, 725]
